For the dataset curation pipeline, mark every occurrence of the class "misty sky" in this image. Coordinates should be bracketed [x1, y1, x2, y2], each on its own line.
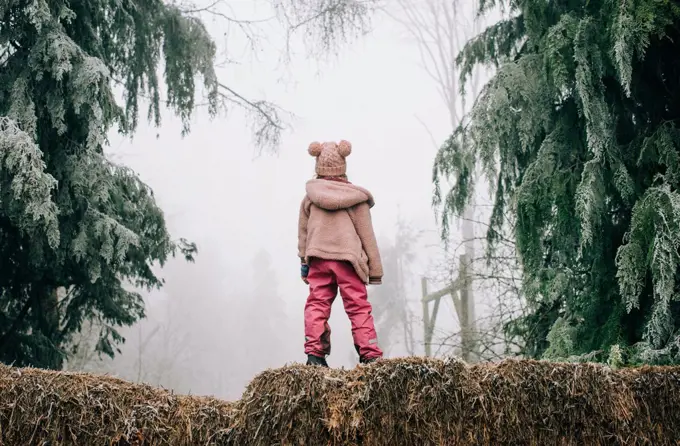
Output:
[97, 1, 489, 398]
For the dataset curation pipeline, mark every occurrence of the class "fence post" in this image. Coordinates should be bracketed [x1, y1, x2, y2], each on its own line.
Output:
[421, 277, 431, 357]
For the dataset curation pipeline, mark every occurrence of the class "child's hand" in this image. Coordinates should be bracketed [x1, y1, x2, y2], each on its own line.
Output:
[301, 263, 310, 285]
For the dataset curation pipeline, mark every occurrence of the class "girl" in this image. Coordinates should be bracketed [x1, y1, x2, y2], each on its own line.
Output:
[297, 140, 383, 367]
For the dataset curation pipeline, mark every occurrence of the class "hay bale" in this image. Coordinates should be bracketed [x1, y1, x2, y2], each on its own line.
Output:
[228, 358, 680, 445]
[621, 365, 680, 443]
[466, 359, 636, 444]
[330, 356, 473, 445]
[231, 363, 352, 445]
[0, 364, 234, 445]
[2, 358, 680, 445]
[230, 357, 472, 445]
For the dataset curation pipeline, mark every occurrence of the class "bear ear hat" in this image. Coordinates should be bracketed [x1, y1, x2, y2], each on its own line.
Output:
[308, 141, 323, 157]
[337, 140, 352, 157]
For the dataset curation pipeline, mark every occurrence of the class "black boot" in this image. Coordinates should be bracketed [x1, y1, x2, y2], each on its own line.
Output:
[360, 357, 379, 365]
[306, 354, 329, 367]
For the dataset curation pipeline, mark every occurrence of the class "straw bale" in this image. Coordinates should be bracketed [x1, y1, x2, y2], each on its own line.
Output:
[230, 363, 352, 445]
[0, 364, 233, 445]
[465, 359, 637, 445]
[3, 358, 680, 445]
[620, 365, 680, 443]
[227, 357, 652, 445]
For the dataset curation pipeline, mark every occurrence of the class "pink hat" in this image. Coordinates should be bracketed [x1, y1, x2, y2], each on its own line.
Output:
[308, 140, 352, 177]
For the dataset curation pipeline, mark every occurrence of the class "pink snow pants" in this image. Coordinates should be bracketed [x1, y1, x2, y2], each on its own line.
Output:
[304, 258, 383, 361]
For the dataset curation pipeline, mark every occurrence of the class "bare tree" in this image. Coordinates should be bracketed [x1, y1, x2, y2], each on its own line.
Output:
[385, 0, 523, 361]
[428, 210, 526, 361]
[384, 0, 484, 360]
[135, 0, 379, 153]
[63, 319, 104, 373]
[132, 299, 195, 387]
[371, 217, 421, 357]
[63, 282, 195, 390]
[385, 0, 484, 129]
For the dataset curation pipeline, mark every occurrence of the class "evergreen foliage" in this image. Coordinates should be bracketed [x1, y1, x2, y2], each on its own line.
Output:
[434, 0, 680, 364]
[0, 0, 217, 369]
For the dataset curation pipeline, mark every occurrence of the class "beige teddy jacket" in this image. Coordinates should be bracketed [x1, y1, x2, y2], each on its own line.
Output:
[298, 179, 383, 284]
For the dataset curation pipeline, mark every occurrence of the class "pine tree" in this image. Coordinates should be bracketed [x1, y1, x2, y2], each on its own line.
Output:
[0, 0, 215, 369]
[433, 0, 680, 364]
[0, 0, 373, 369]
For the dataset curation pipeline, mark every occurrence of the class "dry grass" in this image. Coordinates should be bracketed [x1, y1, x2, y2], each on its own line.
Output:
[0, 364, 233, 445]
[2, 358, 680, 445]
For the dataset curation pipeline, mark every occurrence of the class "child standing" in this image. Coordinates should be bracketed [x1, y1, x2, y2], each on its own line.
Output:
[298, 140, 384, 367]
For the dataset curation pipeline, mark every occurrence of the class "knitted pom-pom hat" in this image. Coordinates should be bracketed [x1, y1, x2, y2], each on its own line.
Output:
[308, 140, 352, 177]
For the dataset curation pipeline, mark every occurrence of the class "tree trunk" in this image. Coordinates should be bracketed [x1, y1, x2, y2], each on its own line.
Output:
[460, 205, 478, 362]
[31, 285, 64, 369]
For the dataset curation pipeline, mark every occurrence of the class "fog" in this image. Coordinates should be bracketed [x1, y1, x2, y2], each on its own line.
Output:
[68, 1, 513, 401]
